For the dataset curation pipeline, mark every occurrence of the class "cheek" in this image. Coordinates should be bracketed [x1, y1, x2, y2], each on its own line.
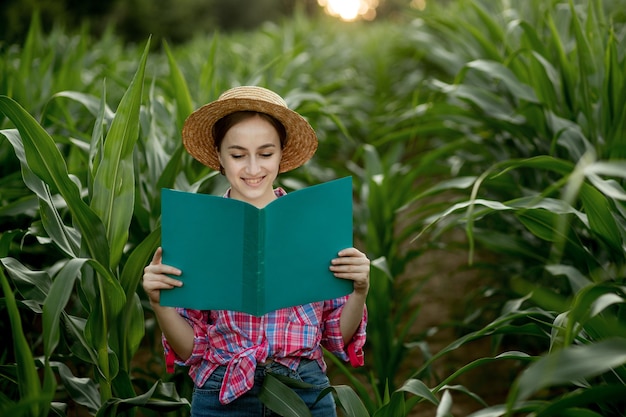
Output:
[273, 151, 283, 170]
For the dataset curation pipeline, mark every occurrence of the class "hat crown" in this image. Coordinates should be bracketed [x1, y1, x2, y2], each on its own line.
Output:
[218, 86, 287, 108]
[183, 86, 317, 173]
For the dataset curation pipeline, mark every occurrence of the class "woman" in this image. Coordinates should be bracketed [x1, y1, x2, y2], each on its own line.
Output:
[142, 86, 369, 416]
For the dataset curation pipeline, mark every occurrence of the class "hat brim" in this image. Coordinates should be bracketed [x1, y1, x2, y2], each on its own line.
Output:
[182, 98, 318, 173]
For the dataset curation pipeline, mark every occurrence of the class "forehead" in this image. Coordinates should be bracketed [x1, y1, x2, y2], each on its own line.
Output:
[223, 116, 281, 147]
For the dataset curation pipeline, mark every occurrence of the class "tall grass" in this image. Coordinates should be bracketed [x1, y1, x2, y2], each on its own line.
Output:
[1, 1, 626, 416]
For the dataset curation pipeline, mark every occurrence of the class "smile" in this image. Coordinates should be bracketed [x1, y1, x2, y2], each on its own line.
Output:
[243, 177, 265, 185]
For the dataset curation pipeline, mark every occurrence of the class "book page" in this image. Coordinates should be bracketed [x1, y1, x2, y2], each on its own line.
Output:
[159, 177, 354, 315]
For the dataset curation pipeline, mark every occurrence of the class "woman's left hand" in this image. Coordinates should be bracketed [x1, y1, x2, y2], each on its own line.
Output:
[330, 247, 370, 296]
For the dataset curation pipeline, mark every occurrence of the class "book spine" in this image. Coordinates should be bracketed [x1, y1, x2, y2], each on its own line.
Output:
[243, 206, 260, 315]
[257, 210, 265, 315]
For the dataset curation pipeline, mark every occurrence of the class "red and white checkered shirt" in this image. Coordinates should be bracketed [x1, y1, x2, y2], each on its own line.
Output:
[162, 187, 367, 404]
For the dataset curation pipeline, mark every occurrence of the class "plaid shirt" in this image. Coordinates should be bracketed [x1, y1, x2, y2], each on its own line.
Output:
[162, 187, 367, 404]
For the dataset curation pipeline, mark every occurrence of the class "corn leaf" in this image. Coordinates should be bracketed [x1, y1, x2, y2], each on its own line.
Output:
[163, 39, 194, 129]
[330, 385, 370, 417]
[1, 129, 81, 257]
[510, 338, 626, 405]
[0, 257, 50, 310]
[578, 183, 623, 255]
[42, 258, 89, 357]
[112, 228, 160, 367]
[53, 361, 101, 414]
[535, 384, 626, 417]
[0, 267, 53, 417]
[0, 97, 110, 266]
[90, 39, 149, 268]
[259, 373, 312, 417]
[95, 380, 189, 417]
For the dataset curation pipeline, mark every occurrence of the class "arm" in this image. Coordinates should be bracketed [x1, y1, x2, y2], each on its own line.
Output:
[142, 247, 195, 360]
[330, 247, 370, 344]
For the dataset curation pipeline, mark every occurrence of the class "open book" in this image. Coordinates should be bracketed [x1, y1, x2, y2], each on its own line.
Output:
[159, 177, 354, 315]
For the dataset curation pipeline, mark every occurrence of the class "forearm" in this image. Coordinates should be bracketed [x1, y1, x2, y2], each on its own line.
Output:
[339, 292, 367, 345]
[151, 302, 195, 360]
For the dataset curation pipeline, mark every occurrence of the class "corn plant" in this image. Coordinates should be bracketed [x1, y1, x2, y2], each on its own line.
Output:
[0, 37, 192, 415]
[369, 0, 626, 415]
[3, 1, 626, 416]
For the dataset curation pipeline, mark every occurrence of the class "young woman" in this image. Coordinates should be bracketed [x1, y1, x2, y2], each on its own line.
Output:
[142, 86, 369, 416]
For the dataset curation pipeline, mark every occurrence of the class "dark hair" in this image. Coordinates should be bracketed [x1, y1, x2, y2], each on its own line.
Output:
[213, 111, 287, 151]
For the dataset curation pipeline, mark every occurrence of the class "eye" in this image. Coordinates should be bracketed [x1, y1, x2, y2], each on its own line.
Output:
[230, 154, 244, 159]
[260, 153, 274, 158]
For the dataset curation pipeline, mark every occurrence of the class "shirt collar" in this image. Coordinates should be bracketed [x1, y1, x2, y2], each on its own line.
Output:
[223, 187, 287, 199]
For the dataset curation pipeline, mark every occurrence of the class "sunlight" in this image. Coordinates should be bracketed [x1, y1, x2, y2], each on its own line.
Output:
[318, 0, 379, 22]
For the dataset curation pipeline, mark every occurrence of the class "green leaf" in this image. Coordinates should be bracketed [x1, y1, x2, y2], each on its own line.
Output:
[545, 264, 592, 293]
[535, 384, 626, 417]
[516, 209, 561, 242]
[46, 91, 114, 121]
[579, 183, 623, 255]
[510, 338, 626, 405]
[42, 258, 88, 356]
[0, 267, 53, 416]
[397, 379, 438, 405]
[464, 60, 539, 103]
[83, 263, 126, 388]
[585, 161, 626, 200]
[330, 385, 369, 417]
[95, 380, 189, 417]
[0, 129, 80, 258]
[113, 228, 160, 367]
[372, 390, 405, 417]
[259, 373, 312, 417]
[563, 283, 626, 345]
[0, 97, 111, 266]
[163, 39, 194, 129]
[435, 390, 452, 417]
[53, 362, 101, 414]
[0, 257, 51, 310]
[90, 39, 150, 268]
[434, 352, 533, 398]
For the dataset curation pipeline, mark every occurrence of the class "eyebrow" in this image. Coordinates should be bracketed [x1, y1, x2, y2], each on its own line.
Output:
[226, 143, 278, 151]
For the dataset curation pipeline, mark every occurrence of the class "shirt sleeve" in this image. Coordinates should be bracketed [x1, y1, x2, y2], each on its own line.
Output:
[162, 307, 211, 372]
[320, 296, 367, 367]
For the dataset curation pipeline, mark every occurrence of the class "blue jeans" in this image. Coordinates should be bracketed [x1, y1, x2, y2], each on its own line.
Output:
[190, 359, 337, 417]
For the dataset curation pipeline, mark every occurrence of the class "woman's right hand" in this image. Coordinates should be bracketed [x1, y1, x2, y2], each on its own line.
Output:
[142, 247, 182, 306]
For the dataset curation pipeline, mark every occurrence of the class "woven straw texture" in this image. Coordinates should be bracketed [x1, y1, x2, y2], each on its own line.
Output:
[182, 86, 318, 173]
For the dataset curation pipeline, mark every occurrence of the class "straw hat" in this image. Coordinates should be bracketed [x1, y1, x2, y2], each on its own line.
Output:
[182, 86, 318, 173]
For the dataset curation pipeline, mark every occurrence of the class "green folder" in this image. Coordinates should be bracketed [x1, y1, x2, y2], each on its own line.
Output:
[159, 176, 354, 315]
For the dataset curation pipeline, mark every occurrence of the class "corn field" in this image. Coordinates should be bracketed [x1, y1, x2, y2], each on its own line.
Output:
[1, 0, 626, 416]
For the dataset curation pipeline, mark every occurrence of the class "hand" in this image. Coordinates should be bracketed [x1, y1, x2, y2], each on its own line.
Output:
[330, 247, 370, 296]
[142, 247, 183, 306]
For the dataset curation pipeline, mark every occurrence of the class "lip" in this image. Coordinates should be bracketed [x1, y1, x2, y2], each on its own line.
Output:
[242, 176, 266, 186]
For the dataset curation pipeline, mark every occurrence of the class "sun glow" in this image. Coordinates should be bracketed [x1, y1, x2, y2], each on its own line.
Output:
[318, 0, 379, 22]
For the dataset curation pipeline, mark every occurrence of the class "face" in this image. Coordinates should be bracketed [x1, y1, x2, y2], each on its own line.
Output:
[218, 115, 282, 208]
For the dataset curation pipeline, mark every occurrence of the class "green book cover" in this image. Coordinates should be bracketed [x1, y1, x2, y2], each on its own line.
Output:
[159, 176, 354, 315]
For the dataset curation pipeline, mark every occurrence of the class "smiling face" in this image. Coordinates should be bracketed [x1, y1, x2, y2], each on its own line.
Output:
[217, 114, 283, 208]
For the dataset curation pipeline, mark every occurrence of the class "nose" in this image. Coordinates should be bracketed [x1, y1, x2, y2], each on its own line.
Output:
[245, 156, 261, 174]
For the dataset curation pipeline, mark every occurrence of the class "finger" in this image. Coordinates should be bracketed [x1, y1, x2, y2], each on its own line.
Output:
[144, 276, 183, 289]
[149, 265, 182, 276]
[150, 247, 163, 265]
[337, 247, 365, 258]
[332, 271, 367, 280]
[144, 260, 181, 277]
[331, 257, 370, 269]
[330, 263, 369, 274]
[332, 272, 370, 293]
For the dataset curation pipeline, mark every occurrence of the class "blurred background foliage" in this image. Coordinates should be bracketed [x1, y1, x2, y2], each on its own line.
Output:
[0, 0, 414, 45]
